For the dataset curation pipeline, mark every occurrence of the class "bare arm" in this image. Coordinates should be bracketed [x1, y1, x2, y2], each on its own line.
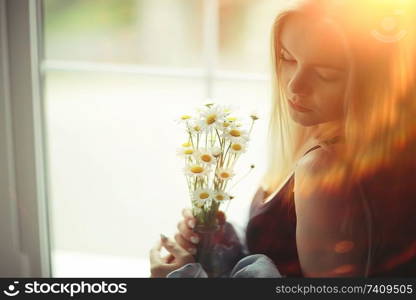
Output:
[294, 146, 369, 277]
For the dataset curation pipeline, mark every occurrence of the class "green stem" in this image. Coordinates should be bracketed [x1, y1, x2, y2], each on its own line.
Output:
[188, 132, 195, 150]
[215, 129, 223, 148]
[248, 119, 254, 136]
[227, 153, 237, 169]
[224, 142, 231, 167]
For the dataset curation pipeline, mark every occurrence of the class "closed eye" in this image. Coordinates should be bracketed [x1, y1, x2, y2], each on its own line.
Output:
[314, 65, 346, 81]
[316, 72, 340, 81]
[315, 70, 343, 82]
[279, 51, 296, 63]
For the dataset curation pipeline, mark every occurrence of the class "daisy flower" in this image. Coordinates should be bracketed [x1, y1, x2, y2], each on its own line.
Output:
[226, 116, 238, 122]
[214, 120, 232, 131]
[188, 120, 205, 135]
[227, 114, 246, 124]
[199, 104, 227, 130]
[216, 167, 235, 181]
[176, 147, 195, 158]
[222, 125, 250, 143]
[229, 141, 247, 154]
[213, 190, 231, 203]
[226, 112, 251, 128]
[193, 188, 214, 207]
[193, 148, 217, 165]
[220, 103, 237, 115]
[184, 163, 211, 178]
[181, 141, 192, 147]
[175, 114, 193, 125]
[250, 111, 260, 121]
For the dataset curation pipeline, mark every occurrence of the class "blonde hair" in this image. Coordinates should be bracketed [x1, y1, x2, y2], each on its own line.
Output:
[260, 0, 416, 203]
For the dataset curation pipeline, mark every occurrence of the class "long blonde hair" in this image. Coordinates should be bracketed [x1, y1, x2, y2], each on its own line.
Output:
[260, 0, 416, 202]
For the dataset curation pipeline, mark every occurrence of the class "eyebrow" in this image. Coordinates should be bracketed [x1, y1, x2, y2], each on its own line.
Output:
[280, 44, 346, 72]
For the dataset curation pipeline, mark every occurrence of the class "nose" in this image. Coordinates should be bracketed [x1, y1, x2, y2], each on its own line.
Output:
[287, 68, 312, 97]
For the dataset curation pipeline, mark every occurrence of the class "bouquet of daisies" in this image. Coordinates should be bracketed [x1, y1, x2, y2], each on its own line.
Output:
[176, 102, 259, 231]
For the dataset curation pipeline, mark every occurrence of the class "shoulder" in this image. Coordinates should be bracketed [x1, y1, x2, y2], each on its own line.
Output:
[294, 143, 346, 197]
[296, 142, 344, 174]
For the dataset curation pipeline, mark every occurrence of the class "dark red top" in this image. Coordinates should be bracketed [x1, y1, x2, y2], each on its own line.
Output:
[245, 142, 416, 277]
[245, 145, 321, 277]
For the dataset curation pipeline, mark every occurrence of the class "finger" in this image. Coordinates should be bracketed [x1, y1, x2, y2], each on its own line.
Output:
[162, 253, 175, 264]
[182, 207, 193, 219]
[181, 208, 196, 228]
[174, 233, 197, 255]
[165, 254, 175, 264]
[160, 234, 191, 258]
[177, 220, 200, 244]
[149, 240, 163, 266]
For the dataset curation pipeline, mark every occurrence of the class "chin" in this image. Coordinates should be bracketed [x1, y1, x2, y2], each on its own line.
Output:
[289, 111, 320, 127]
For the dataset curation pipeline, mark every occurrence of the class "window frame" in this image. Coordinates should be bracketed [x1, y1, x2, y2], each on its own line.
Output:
[0, 0, 51, 277]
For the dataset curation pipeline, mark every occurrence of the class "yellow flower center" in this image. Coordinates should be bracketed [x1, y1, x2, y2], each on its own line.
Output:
[231, 144, 242, 151]
[184, 149, 193, 155]
[191, 166, 204, 173]
[181, 115, 191, 120]
[223, 122, 230, 127]
[229, 129, 241, 137]
[227, 117, 237, 121]
[220, 172, 229, 178]
[216, 195, 224, 201]
[182, 142, 191, 147]
[206, 114, 216, 125]
[193, 125, 201, 132]
[200, 192, 209, 199]
[201, 154, 212, 162]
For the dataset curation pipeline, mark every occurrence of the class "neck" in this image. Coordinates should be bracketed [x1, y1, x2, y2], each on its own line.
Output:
[313, 120, 344, 144]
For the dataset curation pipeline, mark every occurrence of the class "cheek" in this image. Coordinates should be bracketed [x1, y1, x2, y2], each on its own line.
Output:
[314, 81, 346, 116]
[279, 66, 295, 88]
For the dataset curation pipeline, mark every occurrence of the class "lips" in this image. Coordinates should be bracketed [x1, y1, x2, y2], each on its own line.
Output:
[288, 99, 312, 112]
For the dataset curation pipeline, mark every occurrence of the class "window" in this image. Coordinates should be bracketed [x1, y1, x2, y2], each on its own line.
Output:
[40, 0, 283, 277]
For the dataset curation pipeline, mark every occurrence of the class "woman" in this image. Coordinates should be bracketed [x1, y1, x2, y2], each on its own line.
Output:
[150, 0, 416, 277]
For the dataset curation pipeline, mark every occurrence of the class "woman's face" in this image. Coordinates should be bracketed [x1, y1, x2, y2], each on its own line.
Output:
[279, 14, 349, 127]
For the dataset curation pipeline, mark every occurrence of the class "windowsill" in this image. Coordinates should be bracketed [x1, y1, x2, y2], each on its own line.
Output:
[52, 250, 150, 278]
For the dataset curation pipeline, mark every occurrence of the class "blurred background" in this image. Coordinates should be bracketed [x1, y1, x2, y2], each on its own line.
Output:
[42, 0, 284, 277]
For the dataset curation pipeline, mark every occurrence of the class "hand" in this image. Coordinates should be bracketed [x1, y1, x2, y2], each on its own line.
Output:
[174, 208, 199, 256]
[149, 234, 195, 278]
[174, 208, 227, 256]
